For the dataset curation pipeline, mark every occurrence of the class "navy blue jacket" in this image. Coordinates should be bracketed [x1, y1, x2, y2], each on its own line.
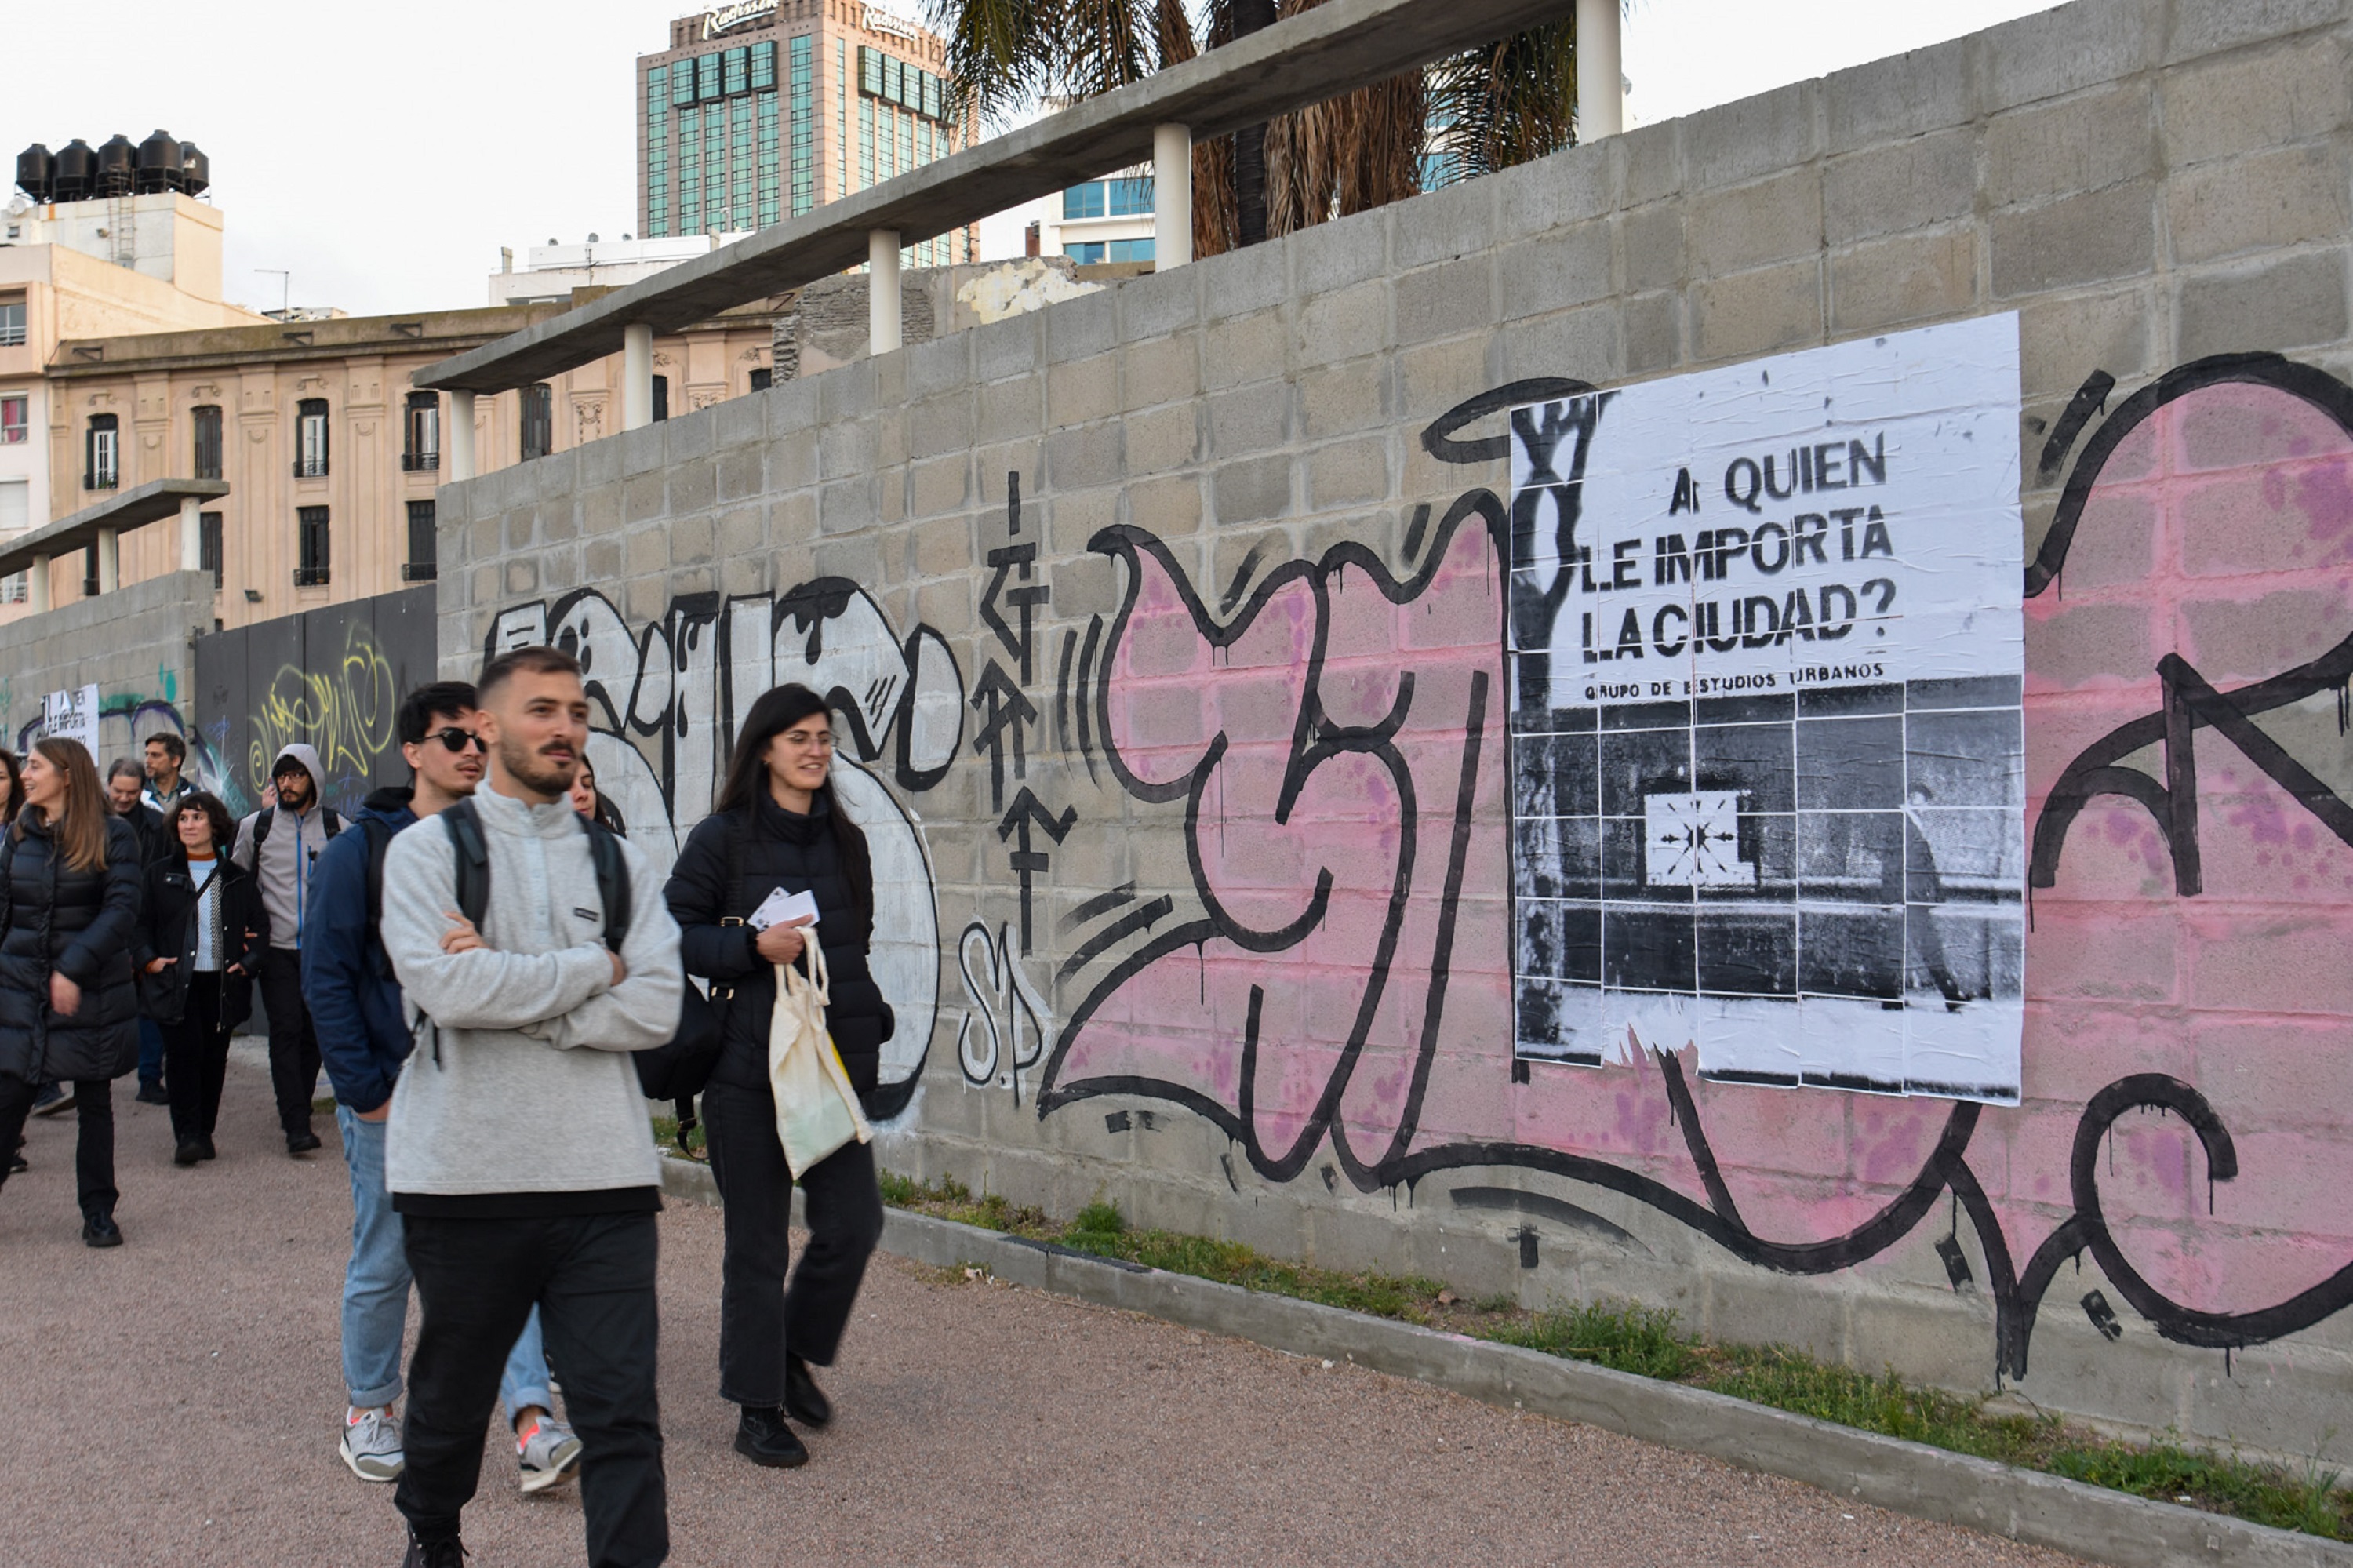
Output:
[300, 786, 415, 1114]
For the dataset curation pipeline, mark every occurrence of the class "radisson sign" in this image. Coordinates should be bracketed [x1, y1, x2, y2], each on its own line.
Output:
[701, 0, 777, 38]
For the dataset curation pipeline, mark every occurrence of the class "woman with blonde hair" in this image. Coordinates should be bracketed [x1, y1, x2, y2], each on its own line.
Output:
[0, 737, 145, 1246]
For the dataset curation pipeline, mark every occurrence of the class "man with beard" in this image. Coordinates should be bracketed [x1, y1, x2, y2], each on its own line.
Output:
[231, 743, 342, 1154]
[380, 646, 680, 1568]
[142, 732, 197, 815]
[305, 680, 584, 1497]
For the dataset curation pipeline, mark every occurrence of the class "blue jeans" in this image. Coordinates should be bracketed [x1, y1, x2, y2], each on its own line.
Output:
[137, 1017, 165, 1087]
[339, 1104, 554, 1416]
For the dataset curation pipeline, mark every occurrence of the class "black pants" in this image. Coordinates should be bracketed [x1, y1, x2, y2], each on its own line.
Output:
[398, 1211, 667, 1566]
[159, 973, 231, 1144]
[702, 1079, 884, 1407]
[0, 1071, 117, 1219]
[256, 949, 319, 1139]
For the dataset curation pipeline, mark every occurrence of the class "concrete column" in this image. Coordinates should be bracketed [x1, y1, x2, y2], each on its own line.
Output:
[95, 527, 119, 594]
[1154, 124, 1193, 269]
[179, 497, 202, 573]
[449, 389, 477, 481]
[1575, 0, 1624, 141]
[868, 229, 902, 355]
[622, 322, 654, 431]
[27, 555, 49, 614]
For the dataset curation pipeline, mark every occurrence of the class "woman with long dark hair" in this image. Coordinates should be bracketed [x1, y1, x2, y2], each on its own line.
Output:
[0, 737, 145, 1246]
[0, 746, 27, 1177]
[137, 792, 268, 1166]
[664, 683, 891, 1471]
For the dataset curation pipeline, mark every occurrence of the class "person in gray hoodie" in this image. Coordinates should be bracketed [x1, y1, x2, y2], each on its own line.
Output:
[379, 645, 682, 1568]
[231, 741, 344, 1154]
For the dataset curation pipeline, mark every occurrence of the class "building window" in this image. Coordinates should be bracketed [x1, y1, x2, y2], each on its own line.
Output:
[696, 52, 721, 101]
[404, 499, 437, 581]
[402, 391, 439, 471]
[85, 413, 119, 489]
[520, 383, 554, 462]
[0, 296, 24, 347]
[750, 367, 773, 392]
[759, 90, 784, 227]
[1065, 238, 1155, 264]
[199, 511, 223, 589]
[860, 45, 882, 96]
[751, 39, 776, 90]
[293, 398, 329, 478]
[836, 39, 849, 197]
[652, 375, 669, 424]
[83, 542, 100, 597]
[0, 394, 27, 445]
[731, 96, 756, 230]
[191, 403, 222, 478]
[672, 59, 697, 107]
[724, 46, 748, 96]
[296, 506, 330, 585]
[859, 97, 875, 191]
[787, 36, 813, 217]
[646, 64, 671, 238]
[678, 93, 704, 233]
[0, 475, 25, 533]
[705, 101, 729, 230]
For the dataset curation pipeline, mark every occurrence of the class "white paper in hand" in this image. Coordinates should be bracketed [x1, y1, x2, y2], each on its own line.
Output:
[748, 886, 820, 932]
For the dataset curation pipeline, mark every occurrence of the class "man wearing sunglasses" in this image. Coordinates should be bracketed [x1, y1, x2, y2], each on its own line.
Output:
[303, 682, 584, 1500]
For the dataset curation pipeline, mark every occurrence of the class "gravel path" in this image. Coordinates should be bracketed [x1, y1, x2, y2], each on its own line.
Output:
[0, 1057, 2086, 1567]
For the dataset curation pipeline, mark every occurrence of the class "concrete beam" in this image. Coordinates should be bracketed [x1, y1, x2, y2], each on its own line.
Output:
[870, 230, 904, 355]
[178, 497, 202, 574]
[0, 476, 227, 584]
[449, 390, 476, 481]
[413, 0, 1576, 395]
[1575, 0, 1622, 140]
[94, 527, 119, 595]
[1155, 124, 1194, 269]
[622, 323, 653, 431]
[27, 555, 49, 614]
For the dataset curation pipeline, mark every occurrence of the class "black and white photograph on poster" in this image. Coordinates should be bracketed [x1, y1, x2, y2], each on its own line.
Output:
[1506, 315, 2026, 1104]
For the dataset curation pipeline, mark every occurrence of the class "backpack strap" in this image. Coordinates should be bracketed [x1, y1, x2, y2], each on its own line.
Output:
[251, 806, 273, 854]
[581, 817, 631, 953]
[323, 807, 344, 839]
[358, 817, 397, 980]
[440, 798, 490, 930]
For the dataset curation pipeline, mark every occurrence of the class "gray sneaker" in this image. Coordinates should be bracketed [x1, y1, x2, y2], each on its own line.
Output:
[340, 1406, 404, 1483]
[517, 1417, 583, 1494]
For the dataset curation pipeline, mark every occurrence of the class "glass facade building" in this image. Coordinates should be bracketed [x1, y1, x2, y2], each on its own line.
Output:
[637, 3, 975, 264]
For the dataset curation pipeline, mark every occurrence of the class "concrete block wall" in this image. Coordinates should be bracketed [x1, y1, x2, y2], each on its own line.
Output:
[0, 570, 220, 780]
[442, 0, 2353, 1458]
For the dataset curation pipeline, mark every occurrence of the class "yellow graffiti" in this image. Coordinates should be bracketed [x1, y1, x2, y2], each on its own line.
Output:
[247, 621, 399, 791]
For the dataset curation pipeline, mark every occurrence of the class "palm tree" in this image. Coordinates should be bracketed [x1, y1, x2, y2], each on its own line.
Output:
[928, 0, 1582, 256]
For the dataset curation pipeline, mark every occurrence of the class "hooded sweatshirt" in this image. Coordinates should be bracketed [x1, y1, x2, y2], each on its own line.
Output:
[231, 742, 338, 950]
[379, 780, 682, 1209]
[301, 784, 416, 1115]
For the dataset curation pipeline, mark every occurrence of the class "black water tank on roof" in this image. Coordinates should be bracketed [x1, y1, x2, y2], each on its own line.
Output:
[96, 134, 136, 196]
[16, 144, 53, 202]
[135, 129, 183, 193]
[52, 139, 95, 201]
[179, 142, 209, 196]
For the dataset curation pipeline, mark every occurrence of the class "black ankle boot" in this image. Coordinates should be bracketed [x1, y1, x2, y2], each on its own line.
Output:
[82, 1211, 122, 1248]
[783, 1354, 832, 1428]
[734, 1405, 808, 1468]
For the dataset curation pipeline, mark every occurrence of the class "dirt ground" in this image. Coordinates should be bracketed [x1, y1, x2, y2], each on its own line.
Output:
[0, 1057, 2085, 1567]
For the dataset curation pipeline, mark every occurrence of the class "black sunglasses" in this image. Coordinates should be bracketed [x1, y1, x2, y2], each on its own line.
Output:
[428, 727, 487, 754]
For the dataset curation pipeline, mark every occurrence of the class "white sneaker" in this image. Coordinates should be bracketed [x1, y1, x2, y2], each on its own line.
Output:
[340, 1406, 404, 1483]
[517, 1416, 583, 1495]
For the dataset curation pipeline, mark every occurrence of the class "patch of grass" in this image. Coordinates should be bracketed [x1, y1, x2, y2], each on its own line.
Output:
[870, 1166, 2353, 1542]
[1486, 1299, 1697, 1381]
[2049, 1445, 2349, 1539]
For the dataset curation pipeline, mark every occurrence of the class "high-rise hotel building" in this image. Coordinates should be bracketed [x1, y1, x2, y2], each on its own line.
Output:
[637, 0, 976, 267]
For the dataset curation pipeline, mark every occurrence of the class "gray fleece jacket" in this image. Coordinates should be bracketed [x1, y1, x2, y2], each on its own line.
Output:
[232, 742, 338, 948]
[380, 781, 683, 1199]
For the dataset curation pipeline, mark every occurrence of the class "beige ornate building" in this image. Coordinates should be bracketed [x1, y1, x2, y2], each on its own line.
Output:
[42, 297, 782, 628]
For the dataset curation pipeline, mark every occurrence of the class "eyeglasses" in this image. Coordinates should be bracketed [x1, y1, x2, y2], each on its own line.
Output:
[429, 727, 487, 754]
[779, 731, 835, 750]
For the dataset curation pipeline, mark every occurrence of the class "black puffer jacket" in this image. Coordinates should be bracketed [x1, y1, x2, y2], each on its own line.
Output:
[664, 790, 893, 1097]
[0, 814, 144, 1084]
[135, 853, 269, 1028]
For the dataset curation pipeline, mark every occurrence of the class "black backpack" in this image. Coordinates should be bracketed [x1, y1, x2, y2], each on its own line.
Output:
[251, 803, 343, 852]
[431, 799, 723, 1121]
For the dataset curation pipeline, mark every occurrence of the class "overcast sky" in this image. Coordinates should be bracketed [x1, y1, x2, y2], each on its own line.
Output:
[3, 0, 2053, 318]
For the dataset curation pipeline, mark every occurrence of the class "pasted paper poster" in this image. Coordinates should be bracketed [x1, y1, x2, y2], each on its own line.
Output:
[1506, 315, 2026, 1103]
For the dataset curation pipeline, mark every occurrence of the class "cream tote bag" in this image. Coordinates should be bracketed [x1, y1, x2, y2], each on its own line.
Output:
[766, 940, 872, 1178]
